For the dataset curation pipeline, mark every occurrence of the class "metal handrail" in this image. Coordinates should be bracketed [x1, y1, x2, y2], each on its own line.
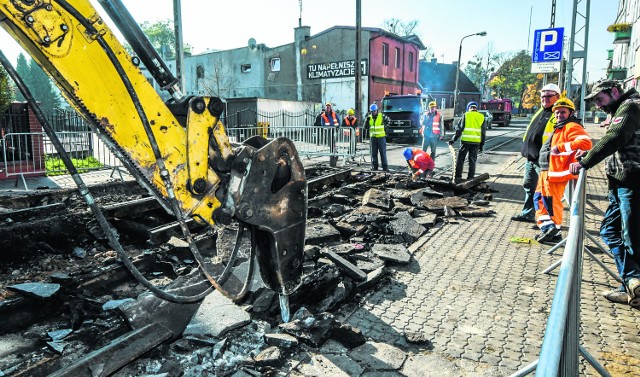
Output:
[511, 170, 611, 377]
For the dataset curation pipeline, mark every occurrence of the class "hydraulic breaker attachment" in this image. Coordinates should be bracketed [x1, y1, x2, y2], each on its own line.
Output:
[216, 136, 307, 299]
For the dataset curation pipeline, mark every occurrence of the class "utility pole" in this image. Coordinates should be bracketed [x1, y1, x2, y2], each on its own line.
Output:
[173, 0, 185, 91]
[355, 0, 362, 120]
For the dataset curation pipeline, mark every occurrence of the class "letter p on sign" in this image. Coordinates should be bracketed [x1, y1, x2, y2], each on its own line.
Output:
[540, 31, 557, 51]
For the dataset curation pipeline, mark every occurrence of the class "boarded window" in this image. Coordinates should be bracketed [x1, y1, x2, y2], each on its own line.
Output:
[196, 65, 205, 79]
[409, 52, 414, 71]
[395, 48, 401, 68]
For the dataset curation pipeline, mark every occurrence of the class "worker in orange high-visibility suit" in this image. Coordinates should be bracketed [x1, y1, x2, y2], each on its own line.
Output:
[404, 147, 435, 180]
[533, 98, 592, 243]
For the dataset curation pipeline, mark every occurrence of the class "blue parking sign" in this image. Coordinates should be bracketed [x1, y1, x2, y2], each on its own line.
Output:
[532, 28, 564, 63]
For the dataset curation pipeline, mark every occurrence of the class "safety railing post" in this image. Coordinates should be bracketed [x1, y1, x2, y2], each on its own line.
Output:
[511, 170, 611, 377]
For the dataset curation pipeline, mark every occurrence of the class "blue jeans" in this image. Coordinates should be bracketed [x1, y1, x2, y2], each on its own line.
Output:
[600, 188, 640, 283]
[520, 160, 540, 218]
[422, 136, 439, 160]
[370, 137, 388, 170]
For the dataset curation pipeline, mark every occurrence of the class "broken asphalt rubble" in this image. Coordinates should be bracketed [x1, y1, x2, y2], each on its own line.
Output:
[0, 169, 496, 375]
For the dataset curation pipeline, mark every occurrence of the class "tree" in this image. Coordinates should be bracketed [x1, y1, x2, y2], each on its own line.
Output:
[135, 19, 192, 60]
[382, 18, 419, 36]
[197, 55, 237, 100]
[28, 59, 61, 115]
[12, 53, 62, 114]
[419, 47, 435, 61]
[463, 45, 504, 100]
[14, 53, 28, 102]
[488, 50, 539, 112]
[0, 65, 12, 113]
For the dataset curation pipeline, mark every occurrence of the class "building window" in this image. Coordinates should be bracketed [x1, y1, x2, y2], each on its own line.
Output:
[196, 64, 205, 79]
[241, 64, 252, 73]
[409, 52, 414, 72]
[395, 48, 401, 68]
[270, 57, 281, 72]
[382, 43, 389, 66]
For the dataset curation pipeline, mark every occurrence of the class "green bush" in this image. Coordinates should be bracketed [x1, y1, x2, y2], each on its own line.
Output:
[45, 155, 103, 176]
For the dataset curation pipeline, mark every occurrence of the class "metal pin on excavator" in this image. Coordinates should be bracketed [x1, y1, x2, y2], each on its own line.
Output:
[0, 0, 306, 322]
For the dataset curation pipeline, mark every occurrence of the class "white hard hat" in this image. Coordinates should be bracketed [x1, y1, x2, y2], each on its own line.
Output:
[540, 83, 561, 95]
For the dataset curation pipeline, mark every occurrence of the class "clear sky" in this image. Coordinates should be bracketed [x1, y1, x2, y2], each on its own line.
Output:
[0, 0, 617, 83]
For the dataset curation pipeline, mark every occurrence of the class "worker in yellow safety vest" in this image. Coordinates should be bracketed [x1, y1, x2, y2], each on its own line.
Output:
[448, 101, 486, 182]
[366, 103, 390, 171]
[511, 83, 560, 223]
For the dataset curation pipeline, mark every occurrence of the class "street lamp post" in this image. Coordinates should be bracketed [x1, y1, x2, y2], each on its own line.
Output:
[453, 31, 487, 115]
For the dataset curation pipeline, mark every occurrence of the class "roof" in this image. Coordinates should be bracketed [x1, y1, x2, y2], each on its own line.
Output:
[311, 26, 426, 50]
[418, 60, 480, 94]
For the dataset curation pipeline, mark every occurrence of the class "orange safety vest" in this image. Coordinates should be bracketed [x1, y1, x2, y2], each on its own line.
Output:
[321, 111, 339, 126]
[546, 121, 592, 182]
[342, 117, 360, 136]
[421, 111, 442, 135]
[431, 112, 442, 135]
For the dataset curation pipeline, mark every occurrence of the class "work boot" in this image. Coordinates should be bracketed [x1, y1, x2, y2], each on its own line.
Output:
[511, 214, 535, 223]
[627, 278, 640, 297]
[626, 278, 640, 307]
[603, 288, 629, 305]
[537, 227, 561, 243]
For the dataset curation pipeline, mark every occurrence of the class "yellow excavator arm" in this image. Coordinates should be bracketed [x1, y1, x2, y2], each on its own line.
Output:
[0, 0, 306, 300]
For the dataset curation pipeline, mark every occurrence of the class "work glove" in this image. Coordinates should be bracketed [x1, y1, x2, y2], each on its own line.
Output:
[412, 171, 420, 181]
[448, 140, 454, 146]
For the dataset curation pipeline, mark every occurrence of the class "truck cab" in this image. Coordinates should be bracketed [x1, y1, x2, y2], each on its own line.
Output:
[480, 99, 513, 127]
[381, 94, 429, 142]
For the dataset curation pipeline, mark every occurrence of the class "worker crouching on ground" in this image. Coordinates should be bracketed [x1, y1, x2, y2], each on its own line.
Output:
[449, 101, 486, 183]
[533, 98, 592, 243]
[404, 147, 435, 180]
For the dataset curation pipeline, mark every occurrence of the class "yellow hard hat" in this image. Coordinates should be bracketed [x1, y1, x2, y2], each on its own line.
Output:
[347, 108, 355, 115]
[325, 102, 332, 107]
[552, 98, 575, 112]
[429, 101, 437, 107]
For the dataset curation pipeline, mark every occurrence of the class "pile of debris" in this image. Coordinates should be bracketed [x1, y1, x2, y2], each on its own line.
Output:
[0, 169, 497, 375]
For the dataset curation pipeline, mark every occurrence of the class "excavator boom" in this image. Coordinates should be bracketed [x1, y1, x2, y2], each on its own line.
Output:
[0, 0, 305, 298]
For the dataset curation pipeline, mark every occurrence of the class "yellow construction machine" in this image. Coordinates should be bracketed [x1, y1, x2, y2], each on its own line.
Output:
[0, 0, 306, 320]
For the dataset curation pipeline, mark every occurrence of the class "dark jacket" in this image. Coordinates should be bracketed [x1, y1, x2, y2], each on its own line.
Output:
[579, 88, 640, 188]
[521, 107, 554, 163]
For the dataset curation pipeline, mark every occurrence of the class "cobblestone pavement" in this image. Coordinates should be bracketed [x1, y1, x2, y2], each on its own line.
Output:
[323, 123, 640, 376]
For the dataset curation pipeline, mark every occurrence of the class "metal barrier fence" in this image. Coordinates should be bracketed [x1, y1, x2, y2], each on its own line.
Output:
[221, 108, 318, 130]
[1, 123, 364, 189]
[1, 131, 125, 188]
[225, 125, 366, 160]
[511, 170, 611, 377]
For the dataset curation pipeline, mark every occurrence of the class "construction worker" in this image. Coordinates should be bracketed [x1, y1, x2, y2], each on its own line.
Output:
[319, 102, 340, 126]
[449, 101, 485, 182]
[366, 103, 390, 171]
[570, 79, 640, 306]
[512, 83, 560, 223]
[314, 102, 340, 166]
[533, 98, 591, 243]
[404, 147, 435, 180]
[341, 108, 359, 157]
[420, 101, 445, 160]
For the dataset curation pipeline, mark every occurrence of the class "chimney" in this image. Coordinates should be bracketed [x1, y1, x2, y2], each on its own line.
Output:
[431, 57, 437, 64]
[295, 26, 311, 47]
